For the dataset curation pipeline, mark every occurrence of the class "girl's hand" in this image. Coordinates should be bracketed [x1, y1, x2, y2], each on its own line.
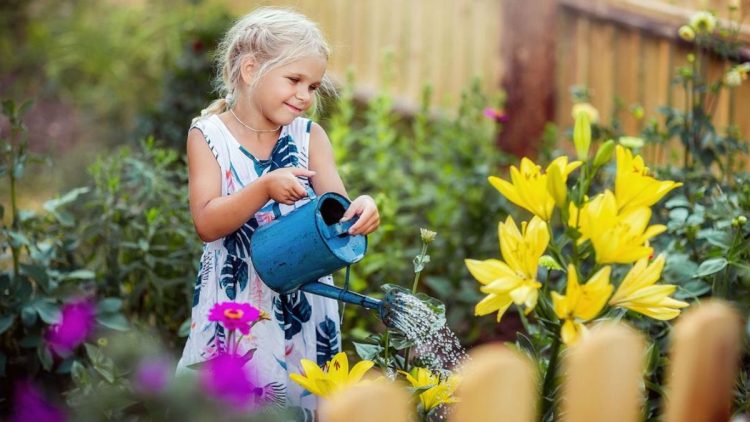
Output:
[261, 168, 316, 205]
[341, 195, 380, 235]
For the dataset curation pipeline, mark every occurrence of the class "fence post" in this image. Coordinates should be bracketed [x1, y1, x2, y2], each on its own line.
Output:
[451, 343, 537, 422]
[499, 0, 560, 158]
[662, 300, 743, 422]
[561, 323, 646, 422]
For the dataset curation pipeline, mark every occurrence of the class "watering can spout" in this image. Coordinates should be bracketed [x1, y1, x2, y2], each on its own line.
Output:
[300, 282, 389, 323]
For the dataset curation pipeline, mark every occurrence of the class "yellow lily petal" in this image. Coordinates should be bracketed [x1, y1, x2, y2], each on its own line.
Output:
[464, 259, 516, 285]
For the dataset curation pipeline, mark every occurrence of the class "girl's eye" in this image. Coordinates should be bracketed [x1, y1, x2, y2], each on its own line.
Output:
[287, 77, 300, 83]
[309, 85, 319, 92]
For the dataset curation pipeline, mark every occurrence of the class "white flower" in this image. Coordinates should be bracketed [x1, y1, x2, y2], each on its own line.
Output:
[689, 11, 717, 34]
[571, 103, 600, 124]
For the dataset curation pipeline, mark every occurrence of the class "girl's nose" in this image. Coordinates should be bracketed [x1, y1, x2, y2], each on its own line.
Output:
[296, 87, 310, 102]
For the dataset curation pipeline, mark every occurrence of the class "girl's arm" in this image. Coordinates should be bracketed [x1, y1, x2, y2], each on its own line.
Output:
[308, 123, 379, 235]
[187, 128, 314, 242]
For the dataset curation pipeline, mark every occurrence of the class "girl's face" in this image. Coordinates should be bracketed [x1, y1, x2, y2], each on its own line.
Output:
[248, 55, 327, 126]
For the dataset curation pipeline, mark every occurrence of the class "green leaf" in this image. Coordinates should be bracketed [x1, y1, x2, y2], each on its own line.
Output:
[695, 258, 728, 278]
[353, 341, 384, 361]
[675, 280, 711, 299]
[539, 255, 564, 271]
[21, 306, 37, 326]
[20, 334, 41, 348]
[71, 360, 89, 386]
[96, 313, 130, 331]
[33, 299, 62, 324]
[20, 264, 50, 292]
[38, 345, 53, 371]
[96, 298, 123, 313]
[178, 318, 191, 338]
[423, 276, 453, 298]
[0, 314, 15, 335]
[61, 270, 96, 280]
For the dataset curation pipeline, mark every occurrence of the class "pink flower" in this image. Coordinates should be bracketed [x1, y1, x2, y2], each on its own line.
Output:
[11, 381, 66, 422]
[208, 302, 260, 335]
[483, 107, 509, 123]
[199, 354, 261, 410]
[45, 300, 96, 356]
[133, 357, 171, 394]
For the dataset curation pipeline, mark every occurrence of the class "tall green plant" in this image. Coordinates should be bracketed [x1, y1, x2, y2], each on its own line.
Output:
[322, 69, 510, 347]
[0, 100, 128, 409]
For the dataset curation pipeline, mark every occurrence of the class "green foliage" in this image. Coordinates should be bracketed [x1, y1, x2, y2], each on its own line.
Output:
[323, 70, 510, 347]
[68, 138, 201, 344]
[0, 100, 128, 408]
[135, 8, 233, 149]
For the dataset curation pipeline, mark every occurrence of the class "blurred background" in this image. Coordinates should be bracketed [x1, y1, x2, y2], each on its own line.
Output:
[1, 0, 750, 418]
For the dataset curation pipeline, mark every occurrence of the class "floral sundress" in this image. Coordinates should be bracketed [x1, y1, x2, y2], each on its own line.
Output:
[177, 115, 341, 415]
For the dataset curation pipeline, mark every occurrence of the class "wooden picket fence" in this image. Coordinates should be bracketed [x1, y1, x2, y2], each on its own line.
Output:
[220, 0, 750, 151]
[319, 300, 744, 422]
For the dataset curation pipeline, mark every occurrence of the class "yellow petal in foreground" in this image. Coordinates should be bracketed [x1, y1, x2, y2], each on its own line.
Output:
[290, 353, 374, 398]
[610, 255, 689, 320]
[615, 145, 682, 214]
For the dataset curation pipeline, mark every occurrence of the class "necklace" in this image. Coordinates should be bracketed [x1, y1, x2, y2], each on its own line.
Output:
[229, 108, 281, 133]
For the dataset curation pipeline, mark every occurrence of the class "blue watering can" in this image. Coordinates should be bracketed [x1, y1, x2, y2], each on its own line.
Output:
[250, 189, 391, 323]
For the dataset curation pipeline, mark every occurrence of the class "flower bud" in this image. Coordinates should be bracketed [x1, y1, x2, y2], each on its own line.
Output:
[618, 136, 645, 150]
[573, 109, 592, 161]
[420, 228, 437, 244]
[546, 163, 567, 208]
[679, 25, 696, 41]
[593, 139, 616, 167]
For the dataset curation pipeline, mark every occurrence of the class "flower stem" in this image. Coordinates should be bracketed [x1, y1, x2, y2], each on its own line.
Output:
[540, 323, 562, 420]
[405, 241, 430, 372]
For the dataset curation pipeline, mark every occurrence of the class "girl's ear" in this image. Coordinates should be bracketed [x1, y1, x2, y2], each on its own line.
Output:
[239, 57, 257, 85]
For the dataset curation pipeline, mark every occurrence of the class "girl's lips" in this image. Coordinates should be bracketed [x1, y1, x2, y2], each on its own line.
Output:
[285, 103, 303, 113]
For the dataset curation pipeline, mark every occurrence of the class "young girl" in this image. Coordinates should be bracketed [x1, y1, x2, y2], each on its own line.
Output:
[177, 7, 380, 414]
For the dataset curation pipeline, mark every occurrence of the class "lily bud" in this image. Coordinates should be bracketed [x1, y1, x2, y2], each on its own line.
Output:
[546, 162, 567, 208]
[593, 140, 615, 168]
[573, 110, 591, 161]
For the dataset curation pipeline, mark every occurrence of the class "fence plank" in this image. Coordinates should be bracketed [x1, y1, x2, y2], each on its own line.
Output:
[451, 343, 537, 422]
[662, 300, 743, 422]
[561, 323, 646, 422]
[319, 380, 412, 422]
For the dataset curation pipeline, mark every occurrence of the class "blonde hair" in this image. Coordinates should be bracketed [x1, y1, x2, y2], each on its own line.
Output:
[194, 7, 335, 123]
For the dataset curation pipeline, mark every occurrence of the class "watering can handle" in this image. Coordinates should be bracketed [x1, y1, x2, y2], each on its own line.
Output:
[325, 217, 359, 238]
[299, 178, 316, 200]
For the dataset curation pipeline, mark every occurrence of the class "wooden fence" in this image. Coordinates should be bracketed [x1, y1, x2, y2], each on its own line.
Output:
[319, 300, 744, 422]
[223, 0, 750, 149]
[557, 0, 750, 145]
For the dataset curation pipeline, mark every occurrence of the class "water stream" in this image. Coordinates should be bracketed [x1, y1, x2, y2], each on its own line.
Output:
[384, 290, 467, 377]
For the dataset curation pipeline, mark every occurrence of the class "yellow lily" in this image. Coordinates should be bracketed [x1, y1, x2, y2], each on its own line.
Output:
[573, 191, 666, 264]
[610, 255, 689, 320]
[289, 352, 374, 398]
[552, 265, 613, 344]
[465, 216, 549, 322]
[615, 145, 682, 214]
[489, 156, 581, 220]
[401, 367, 460, 412]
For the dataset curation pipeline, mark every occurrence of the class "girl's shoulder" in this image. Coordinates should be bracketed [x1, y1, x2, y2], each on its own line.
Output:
[284, 116, 314, 138]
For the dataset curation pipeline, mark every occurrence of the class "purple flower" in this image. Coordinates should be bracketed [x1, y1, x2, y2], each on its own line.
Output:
[208, 302, 260, 335]
[45, 300, 96, 356]
[11, 381, 66, 422]
[483, 107, 509, 123]
[133, 357, 171, 394]
[199, 354, 260, 410]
